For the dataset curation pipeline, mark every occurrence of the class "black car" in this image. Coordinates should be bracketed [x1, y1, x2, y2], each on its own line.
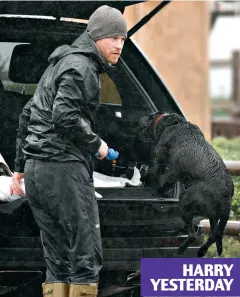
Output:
[0, 1, 204, 296]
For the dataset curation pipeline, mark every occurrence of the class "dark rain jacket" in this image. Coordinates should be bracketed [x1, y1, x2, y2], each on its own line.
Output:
[14, 31, 110, 173]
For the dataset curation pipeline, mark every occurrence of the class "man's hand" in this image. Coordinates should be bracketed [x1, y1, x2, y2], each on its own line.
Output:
[10, 172, 25, 196]
[97, 140, 108, 160]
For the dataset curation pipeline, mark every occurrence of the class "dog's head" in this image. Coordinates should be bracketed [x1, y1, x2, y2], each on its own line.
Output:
[139, 112, 169, 142]
[139, 112, 185, 142]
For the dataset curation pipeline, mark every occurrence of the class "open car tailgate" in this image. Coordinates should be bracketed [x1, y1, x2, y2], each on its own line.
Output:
[0, 1, 144, 19]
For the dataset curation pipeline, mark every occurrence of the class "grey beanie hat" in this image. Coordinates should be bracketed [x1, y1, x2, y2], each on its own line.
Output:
[87, 5, 127, 41]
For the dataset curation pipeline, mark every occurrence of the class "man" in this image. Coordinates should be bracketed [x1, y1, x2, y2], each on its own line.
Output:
[10, 5, 127, 297]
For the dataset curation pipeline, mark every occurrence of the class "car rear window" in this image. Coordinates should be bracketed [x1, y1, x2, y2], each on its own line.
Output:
[0, 42, 122, 106]
[0, 42, 37, 95]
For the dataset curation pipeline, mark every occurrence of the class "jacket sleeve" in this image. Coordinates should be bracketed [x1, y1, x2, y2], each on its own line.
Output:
[52, 68, 102, 154]
[14, 97, 33, 172]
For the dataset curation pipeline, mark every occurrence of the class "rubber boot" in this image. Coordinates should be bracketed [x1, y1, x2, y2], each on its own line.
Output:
[42, 282, 69, 297]
[69, 283, 98, 297]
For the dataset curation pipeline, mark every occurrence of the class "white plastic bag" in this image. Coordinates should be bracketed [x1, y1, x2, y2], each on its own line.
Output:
[93, 166, 142, 188]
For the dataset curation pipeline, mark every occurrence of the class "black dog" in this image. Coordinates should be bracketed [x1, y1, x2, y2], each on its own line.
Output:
[139, 112, 234, 257]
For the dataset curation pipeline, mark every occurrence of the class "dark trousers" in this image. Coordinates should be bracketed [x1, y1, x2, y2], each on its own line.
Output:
[24, 159, 102, 284]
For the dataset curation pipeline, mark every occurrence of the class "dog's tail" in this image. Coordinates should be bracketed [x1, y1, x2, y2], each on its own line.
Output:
[215, 199, 231, 256]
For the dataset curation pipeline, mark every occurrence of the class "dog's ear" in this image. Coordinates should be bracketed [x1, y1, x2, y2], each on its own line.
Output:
[139, 112, 161, 129]
[139, 116, 149, 129]
[139, 114, 157, 142]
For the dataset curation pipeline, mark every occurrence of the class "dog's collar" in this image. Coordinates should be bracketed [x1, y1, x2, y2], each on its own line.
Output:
[154, 114, 166, 130]
[153, 113, 168, 140]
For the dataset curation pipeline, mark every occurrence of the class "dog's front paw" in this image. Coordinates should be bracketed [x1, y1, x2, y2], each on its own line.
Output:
[140, 175, 147, 183]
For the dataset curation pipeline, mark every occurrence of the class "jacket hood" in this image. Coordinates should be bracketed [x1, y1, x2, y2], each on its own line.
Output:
[48, 30, 110, 73]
